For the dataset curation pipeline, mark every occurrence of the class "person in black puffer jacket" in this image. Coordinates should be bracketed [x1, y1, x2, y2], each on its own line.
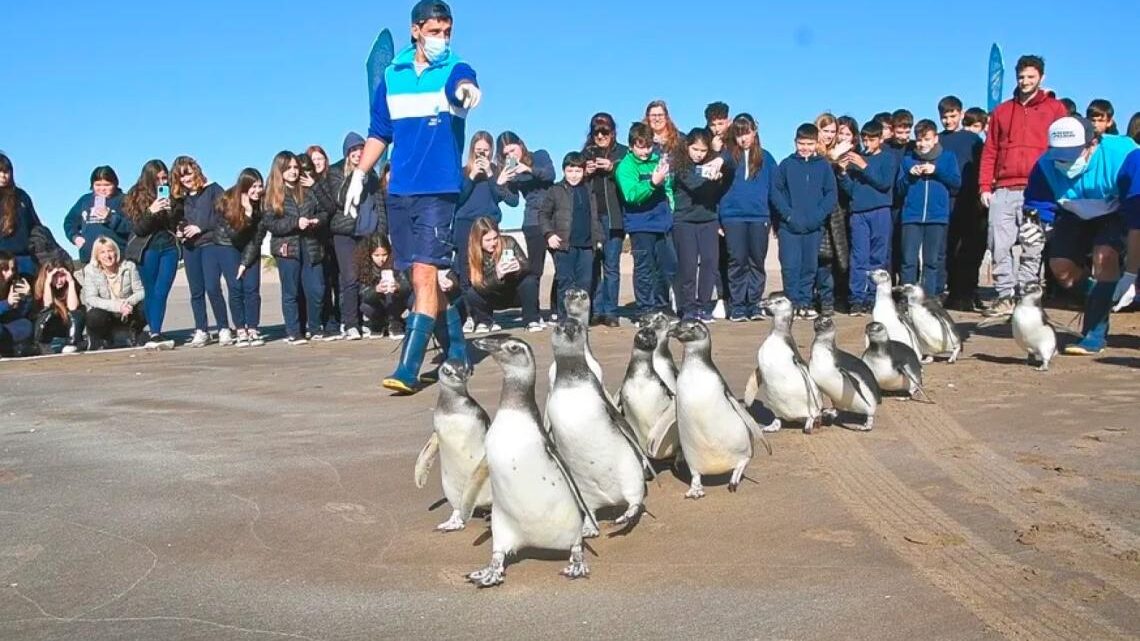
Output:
[170, 155, 229, 347]
[123, 159, 181, 347]
[462, 217, 542, 332]
[582, 113, 628, 326]
[215, 168, 268, 346]
[263, 151, 326, 344]
[356, 232, 410, 339]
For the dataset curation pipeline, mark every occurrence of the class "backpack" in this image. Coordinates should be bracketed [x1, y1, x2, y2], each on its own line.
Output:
[353, 193, 380, 237]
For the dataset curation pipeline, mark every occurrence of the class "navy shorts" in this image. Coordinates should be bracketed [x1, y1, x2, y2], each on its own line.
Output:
[1047, 210, 1125, 264]
[386, 193, 457, 271]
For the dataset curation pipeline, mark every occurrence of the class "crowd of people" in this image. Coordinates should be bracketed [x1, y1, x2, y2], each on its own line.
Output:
[2, 52, 1139, 360]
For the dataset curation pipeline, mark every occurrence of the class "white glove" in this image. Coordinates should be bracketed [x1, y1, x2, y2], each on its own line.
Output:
[1113, 272, 1137, 311]
[437, 268, 455, 292]
[1018, 219, 1044, 249]
[343, 169, 364, 219]
[455, 83, 481, 109]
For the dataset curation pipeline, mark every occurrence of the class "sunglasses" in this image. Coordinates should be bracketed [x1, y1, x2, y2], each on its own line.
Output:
[593, 128, 612, 136]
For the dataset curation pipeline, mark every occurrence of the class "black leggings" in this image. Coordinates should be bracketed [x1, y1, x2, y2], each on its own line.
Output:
[87, 308, 147, 344]
[35, 308, 85, 346]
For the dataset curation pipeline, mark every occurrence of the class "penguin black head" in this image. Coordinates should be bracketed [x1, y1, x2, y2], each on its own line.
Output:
[761, 292, 793, 319]
[551, 318, 587, 355]
[1020, 282, 1044, 307]
[899, 283, 925, 305]
[638, 311, 673, 334]
[869, 269, 892, 287]
[668, 318, 709, 344]
[472, 335, 534, 373]
[439, 358, 471, 391]
[563, 288, 591, 320]
[865, 321, 889, 344]
[813, 315, 837, 341]
[633, 326, 658, 352]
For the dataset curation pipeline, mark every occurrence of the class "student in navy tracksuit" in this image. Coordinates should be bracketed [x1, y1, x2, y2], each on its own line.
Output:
[672, 128, 728, 321]
[838, 120, 895, 315]
[719, 114, 777, 321]
[540, 152, 602, 319]
[63, 166, 132, 265]
[937, 96, 986, 309]
[771, 123, 838, 319]
[170, 156, 228, 347]
[455, 131, 516, 292]
[498, 131, 557, 316]
[583, 112, 628, 327]
[898, 119, 962, 297]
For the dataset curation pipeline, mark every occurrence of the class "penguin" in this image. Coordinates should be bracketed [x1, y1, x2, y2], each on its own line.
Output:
[899, 284, 962, 363]
[869, 269, 922, 357]
[548, 288, 605, 391]
[666, 320, 771, 498]
[547, 319, 654, 532]
[1012, 283, 1058, 371]
[809, 316, 881, 431]
[638, 311, 679, 393]
[861, 322, 930, 401]
[414, 359, 492, 532]
[462, 336, 597, 587]
[617, 327, 678, 459]
[747, 293, 824, 434]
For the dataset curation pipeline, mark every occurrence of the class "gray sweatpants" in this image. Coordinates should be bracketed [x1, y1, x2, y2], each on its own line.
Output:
[988, 187, 1042, 298]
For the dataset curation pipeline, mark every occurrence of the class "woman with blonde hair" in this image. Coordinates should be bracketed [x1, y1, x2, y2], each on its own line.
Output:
[455, 130, 517, 294]
[812, 112, 851, 316]
[82, 236, 146, 350]
[263, 151, 325, 344]
[462, 217, 542, 333]
[170, 155, 229, 347]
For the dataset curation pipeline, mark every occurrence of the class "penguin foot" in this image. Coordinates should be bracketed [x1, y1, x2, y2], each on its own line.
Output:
[949, 347, 961, 364]
[803, 417, 816, 435]
[466, 552, 505, 588]
[857, 416, 874, 432]
[561, 545, 590, 580]
[728, 462, 748, 492]
[614, 503, 642, 527]
[436, 511, 466, 532]
[581, 522, 600, 539]
[922, 355, 934, 364]
[822, 408, 839, 424]
[761, 419, 782, 433]
[685, 475, 705, 499]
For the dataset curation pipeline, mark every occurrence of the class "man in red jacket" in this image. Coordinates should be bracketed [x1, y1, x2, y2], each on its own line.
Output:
[978, 55, 1067, 316]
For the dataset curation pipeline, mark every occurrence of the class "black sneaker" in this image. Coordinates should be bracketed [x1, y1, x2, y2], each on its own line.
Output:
[848, 303, 866, 317]
[603, 316, 620, 328]
[821, 304, 835, 318]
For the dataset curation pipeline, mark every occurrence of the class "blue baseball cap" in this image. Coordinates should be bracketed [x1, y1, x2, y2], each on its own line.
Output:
[411, 1, 452, 24]
[1046, 116, 1096, 164]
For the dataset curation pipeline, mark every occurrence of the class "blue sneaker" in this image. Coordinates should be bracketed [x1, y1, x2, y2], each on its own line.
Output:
[698, 310, 715, 324]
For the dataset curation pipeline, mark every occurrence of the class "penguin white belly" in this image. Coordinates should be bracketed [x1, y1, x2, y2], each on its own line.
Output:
[1013, 308, 1054, 357]
[485, 409, 583, 553]
[653, 352, 677, 390]
[547, 385, 644, 510]
[548, 354, 605, 391]
[810, 353, 874, 415]
[865, 356, 907, 392]
[675, 366, 751, 475]
[874, 303, 920, 353]
[436, 415, 491, 510]
[912, 307, 958, 355]
[620, 378, 674, 453]
[757, 340, 819, 420]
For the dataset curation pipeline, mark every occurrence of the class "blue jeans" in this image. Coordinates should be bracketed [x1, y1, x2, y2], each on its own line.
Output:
[848, 208, 893, 305]
[139, 244, 179, 334]
[901, 222, 948, 297]
[672, 220, 720, 318]
[215, 246, 260, 329]
[723, 220, 770, 317]
[277, 247, 325, 339]
[201, 245, 235, 330]
[593, 230, 624, 316]
[777, 228, 823, 308]
[553, 246, 595, 317]
[815, 260, 835, 307]
[629, 231, 676, 315]
[185, 244, 229, 331]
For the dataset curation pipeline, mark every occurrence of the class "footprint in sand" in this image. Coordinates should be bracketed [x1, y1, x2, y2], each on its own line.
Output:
[323, 502, 378, 524]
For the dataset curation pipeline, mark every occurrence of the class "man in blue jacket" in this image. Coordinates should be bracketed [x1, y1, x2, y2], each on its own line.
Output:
[1023, 116, 1140, 355]
[345, 0, 482, 394]
[772, 123, 838, 318]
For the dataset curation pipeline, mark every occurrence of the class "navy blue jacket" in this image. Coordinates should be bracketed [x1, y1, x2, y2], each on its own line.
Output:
[897, 148, 962, 224]
[0, 188, 39, 259]
[938, 129, 984, 198]
[771, 154, 838, 234]
[63, 191, 132, 263]
[508, 150, 556, 229]
[718, 148, 777, 222]
[673, 162, 727, 224]
[178, 183, 225, 248]
[839, 151, 895, 213]
[456, 170, 518, 223]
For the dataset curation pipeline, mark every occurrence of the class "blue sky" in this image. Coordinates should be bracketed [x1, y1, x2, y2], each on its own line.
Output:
[3, 1, 1136, 239]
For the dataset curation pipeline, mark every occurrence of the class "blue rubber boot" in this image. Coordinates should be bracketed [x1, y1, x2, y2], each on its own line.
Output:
[1065, 281, 1113, 355]
[420, 302, 469, 382]
[382, 312, 435, 394]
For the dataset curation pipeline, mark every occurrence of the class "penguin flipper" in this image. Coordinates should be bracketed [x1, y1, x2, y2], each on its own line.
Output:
[601, 387, 657, 478]
[975, 314, 1011, 330]
[542, 435, 600, 533]
[725, 388, 773, 456]
[900, 366, 933, 404]
[743, 367, 761, 406]
[795, 361, 824, 416]
[839, 369, 872, 407]
[647, 402, 677, 459]
[413, 433, 440, 489]
[459, 456, 489, 520]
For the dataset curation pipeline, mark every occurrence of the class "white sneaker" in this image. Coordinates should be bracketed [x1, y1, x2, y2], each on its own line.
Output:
[345, 328, 362, 341]
[474, 323, 491, 334]
[247, 330, 265, 347]
[218, 328, 235, 346]
[527, 322, 544, 332]
[61, 344, 79, 354]
[712, 299, 727, 320]
[323, 331, 344, 342]
[489, 322, 503, 332]
[235, 329, 250, 347]
[189, 330, 210, 348]
[285, 336, 308, 345]
[462, 317, 476, 334]
[361, 326, 373, 339]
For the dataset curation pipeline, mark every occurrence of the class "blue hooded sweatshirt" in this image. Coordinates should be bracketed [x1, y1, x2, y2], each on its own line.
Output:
[771, 153, 838, 234]
[839, 150, 895, 213]
[897, 146, 962, 224]
[179, 183, 225, 248]
[63, 191, 132, 263]
[718, 148, 778, 222]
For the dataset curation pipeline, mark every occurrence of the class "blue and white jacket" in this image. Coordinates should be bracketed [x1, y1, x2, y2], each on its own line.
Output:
[1025, 134, 1140, 225]
[368, 45, 478, 197]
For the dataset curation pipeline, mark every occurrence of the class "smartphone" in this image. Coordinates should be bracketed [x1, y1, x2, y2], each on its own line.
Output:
[94, 195, 106, 211]
[157, 185, 170, 200]
[501, 248, 515, 262]
[504, 156, 519, 171]
[381, 269, 395, 283]
[1023, 208, 1040, 226]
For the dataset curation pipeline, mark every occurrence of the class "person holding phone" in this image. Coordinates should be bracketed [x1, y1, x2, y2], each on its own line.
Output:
[463, 217, 542, 332]
[217, 168, 268, 347]
[265, 151, 326, 344]
[298, 152, 341, 339]
[63, 166, 131, 265]
[582, 113, 628, 328]
[497, 131, 557, 318]
[0, 251, 35, 356]
[81, 237, 147, 350]
[32, 258, 84, 354]
[123, 159, 178, 349]
[814, 112, 851, 317]
[455, 131, 517, 308]
[171, 156, 229, 348]
[0, 153, 44, 279]
[671, 128, 728, 322]
[357, 233, 411, 339]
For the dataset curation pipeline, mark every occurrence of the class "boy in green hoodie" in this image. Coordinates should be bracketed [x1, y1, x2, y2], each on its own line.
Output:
[615, 123, 676, 316]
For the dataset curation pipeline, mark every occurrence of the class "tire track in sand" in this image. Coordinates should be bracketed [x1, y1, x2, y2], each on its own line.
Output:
[807, 432, 1130, 641]
[888, 397, 1140, 603]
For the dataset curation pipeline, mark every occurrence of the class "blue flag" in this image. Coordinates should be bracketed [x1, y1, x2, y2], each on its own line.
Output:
[366, 28, 395, 109]
[987, 43, 1004, 113]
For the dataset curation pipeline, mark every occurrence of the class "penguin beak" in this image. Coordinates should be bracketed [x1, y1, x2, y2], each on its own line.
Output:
[666, 325, 682, 339]
[471, 337, 504, 353]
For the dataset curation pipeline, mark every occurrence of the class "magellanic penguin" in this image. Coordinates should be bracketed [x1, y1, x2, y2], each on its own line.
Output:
[618, 327, 678, 459]
[463, 336, 598, 588]
[667, 320, 772, 499]
[547, 320, 655, 534]
[415, 359, 492, 531]
[809, 317, 881, 431]
[861, 322, 930, 402]
[638, 311, 679, 393]
[869, 270, 922, 357]
[548, 288, 606, 391]
[1012, 283, 1058, 371]
[899, 284, 962, 363]
[745, 293, 824, 434]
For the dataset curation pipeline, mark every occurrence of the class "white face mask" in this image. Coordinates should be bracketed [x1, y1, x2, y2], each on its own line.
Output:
[422, 36, 450, 63]
[1055, 152, 1090, 179]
